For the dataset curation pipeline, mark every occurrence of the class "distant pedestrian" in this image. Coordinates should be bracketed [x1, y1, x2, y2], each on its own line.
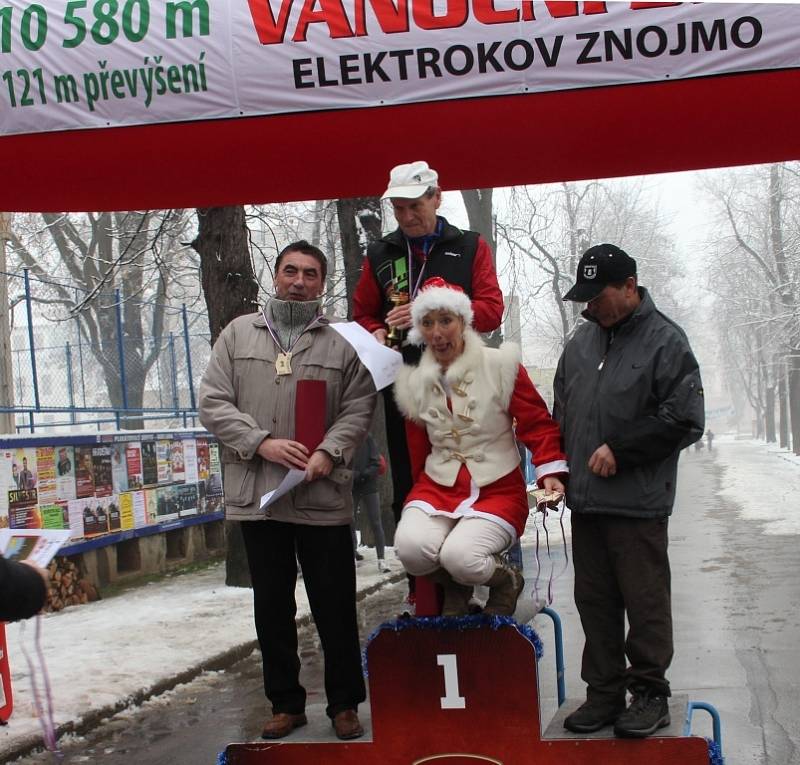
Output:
[706, 430, 714, 450]
[350, 434, 390, 573]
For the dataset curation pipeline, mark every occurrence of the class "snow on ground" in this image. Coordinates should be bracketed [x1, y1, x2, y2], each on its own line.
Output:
[1, 547, 404, 761]
[711, 435, 800, 535]
[2, 434, 799, 759]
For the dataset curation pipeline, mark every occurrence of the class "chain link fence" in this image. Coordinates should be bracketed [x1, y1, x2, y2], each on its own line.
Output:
[2, 270, 214, 434]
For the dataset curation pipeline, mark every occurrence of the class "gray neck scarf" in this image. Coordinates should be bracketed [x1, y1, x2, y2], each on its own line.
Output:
[267, 297, 321, 350]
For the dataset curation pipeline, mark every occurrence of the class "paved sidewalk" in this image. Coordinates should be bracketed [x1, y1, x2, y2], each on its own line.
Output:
[1, 547, 404, 762]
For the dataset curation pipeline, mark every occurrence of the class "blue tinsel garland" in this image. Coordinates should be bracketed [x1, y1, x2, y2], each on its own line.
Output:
[706, 737, 724, 765]
[361, 613, 543, 676]
[216, 751, 228, 765]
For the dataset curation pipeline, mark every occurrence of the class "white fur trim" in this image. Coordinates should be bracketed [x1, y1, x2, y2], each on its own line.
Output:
[493, 342, 522, 408]
[535, 460, 570, 481]
[408, 286, 474, 346]
[393, 364, 423, 423]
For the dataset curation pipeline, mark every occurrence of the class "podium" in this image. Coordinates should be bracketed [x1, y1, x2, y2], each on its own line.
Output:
[224, 617, 710, 765]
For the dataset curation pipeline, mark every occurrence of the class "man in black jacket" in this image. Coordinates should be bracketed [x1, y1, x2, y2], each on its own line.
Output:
[554, 244, 704, 739]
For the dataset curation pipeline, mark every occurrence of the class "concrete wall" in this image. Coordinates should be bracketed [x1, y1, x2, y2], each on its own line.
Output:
[77, 520, 226, 588]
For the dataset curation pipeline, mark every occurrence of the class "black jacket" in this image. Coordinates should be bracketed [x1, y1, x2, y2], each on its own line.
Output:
[553, 288, 704, 518]
[0, 555, 48, 622]
[366, 218, 480, 321]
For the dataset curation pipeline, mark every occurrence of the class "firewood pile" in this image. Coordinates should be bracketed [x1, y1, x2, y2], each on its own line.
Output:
[46, 557, 100, 612]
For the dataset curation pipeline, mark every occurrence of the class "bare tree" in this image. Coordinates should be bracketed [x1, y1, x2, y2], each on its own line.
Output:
[702, 163, 800, 452]
[191, 206, 259, 588]
[336, 197, 382, 318]
[9, 210, 195, 428]
[495, 179, 680, 365]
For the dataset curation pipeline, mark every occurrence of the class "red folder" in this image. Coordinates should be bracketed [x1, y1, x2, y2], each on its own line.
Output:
[294, 379, 327, 452]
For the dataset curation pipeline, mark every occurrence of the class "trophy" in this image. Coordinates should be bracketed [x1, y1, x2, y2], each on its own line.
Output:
[385, 286, 409, 349]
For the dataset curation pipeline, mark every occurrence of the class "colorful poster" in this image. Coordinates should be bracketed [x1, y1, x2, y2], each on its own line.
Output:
[40, 503, 68, 530]
[202, 472, 224, 515]
[156, 440, 173, 485]
[183, 438, 199, 485]
[67, 498, 84, 540]
[110, 443, 129, 494]
[81, 498, 104, 537]
[125, 442, 143, 490]
[132, 490, 147, 528]
[196, 438, 210, 480]
[75, 446, 96, 499]
[204, 442, 224, 513]
[35, 446, 57, 504]
[144, 488, 159, 525]
[11, 447, 38, 492]
[92, 447, 113, 497]
[170, 440, 186, 483]
[176, 484, 198, 517]
[8, 493, 42, 529]
[141, 441, 158, 487]
[209, 442, 221, 477]
[156, 486, 180, 522]
[105, 496, 122, 532]
[119, 492, 135, 531]
[55, 445, 77, 501]
[0, 450, 17, 527]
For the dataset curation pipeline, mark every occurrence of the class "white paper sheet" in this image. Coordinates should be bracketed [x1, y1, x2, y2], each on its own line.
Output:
[330, 322, 404, 391]
[259, 469, 306, 511]
[0, 528, 71, 568]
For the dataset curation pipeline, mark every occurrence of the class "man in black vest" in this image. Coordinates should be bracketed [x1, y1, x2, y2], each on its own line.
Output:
[353, 161, 503, 606]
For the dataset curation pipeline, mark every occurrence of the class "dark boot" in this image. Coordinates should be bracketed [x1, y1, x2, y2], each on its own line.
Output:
[483, 555, 525, 616]
[427, 568, 472, 616]
[613, 687, 670, 738]
[564, 697, 625, 733]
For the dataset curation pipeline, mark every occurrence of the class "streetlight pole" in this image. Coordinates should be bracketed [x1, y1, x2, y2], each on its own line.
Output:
[0, 213, 16, 434]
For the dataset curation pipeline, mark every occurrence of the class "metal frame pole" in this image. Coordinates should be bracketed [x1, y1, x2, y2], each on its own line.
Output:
[114, 288, 129, 427]
[181, 304, 197, 411]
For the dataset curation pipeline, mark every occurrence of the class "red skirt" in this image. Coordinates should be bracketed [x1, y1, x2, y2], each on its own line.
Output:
[404, 464, 529, 539]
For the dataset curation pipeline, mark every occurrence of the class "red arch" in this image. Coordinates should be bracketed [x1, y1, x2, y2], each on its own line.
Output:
[2, 68, 799, 212]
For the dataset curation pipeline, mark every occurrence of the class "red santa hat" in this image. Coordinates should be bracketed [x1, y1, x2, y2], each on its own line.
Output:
[408, 277, 474, 345]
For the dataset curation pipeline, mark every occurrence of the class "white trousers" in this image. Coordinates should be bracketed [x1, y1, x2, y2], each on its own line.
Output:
[395, 505, 512, 586]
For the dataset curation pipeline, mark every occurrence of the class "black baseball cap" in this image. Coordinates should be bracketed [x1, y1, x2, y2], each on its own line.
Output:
[563, 243, 637, 302]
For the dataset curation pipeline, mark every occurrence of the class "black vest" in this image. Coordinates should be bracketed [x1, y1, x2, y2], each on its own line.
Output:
[366, 218, 480, 321]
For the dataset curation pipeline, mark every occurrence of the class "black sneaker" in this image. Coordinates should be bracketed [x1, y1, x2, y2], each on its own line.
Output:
[564, 698, 625, 733]
[613, 688, 670, 738]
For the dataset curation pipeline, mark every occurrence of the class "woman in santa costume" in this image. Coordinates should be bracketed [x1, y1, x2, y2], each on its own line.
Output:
[393, 277, 568, 616]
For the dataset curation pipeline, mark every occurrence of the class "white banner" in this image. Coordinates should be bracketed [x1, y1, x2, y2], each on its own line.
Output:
[1, 1, 798, 136]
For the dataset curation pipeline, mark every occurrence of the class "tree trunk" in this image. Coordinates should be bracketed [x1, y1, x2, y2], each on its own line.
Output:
[336, 197, 381, 320]
[192, 206, 259, 587]
[193, 206, 259, 344]
[777, 354, 789, 449]
[334, 196, 395, 538]
[460, 188, 496, 254]
[460, 188, 502, 348]
[765, 385, 777, 443]
[790, 357, 800, 455]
